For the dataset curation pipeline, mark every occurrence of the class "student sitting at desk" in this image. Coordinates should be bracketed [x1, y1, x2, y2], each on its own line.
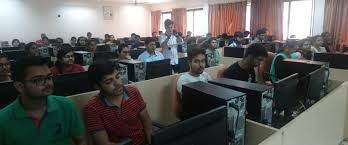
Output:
[251, 28, 268, 44]
[177, 48, 212, 95]
[87, 39, 97, 53]
[0, 54, 11, 82]
[291, 38, 313, 60]
[223, 43, 268, 83]
[71, 37, 77, 47]
[138, 37, 164, 62]
[310, 35, 327, 54]
[205, 38, 220, 67]
[77, 36, 87, 47]
[50, 47, 85, 75]
[11, 39, 20, 47]
[229, 32, 244, 47]
[0, 56, 87, 145]
[270, 41, 295, 82]
[25, 42, 40, 56]
[116, 44, 132, 60]
[84, 62, 152, 145]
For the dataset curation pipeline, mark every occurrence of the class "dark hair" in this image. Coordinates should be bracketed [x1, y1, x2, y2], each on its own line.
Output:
[284, 39, 298, 49]
[321, 32, 330, 37]
[158, 31, 163, 34]
[71, 37, 77, 40]
[221, 33, 228, 39]
[245, 43, 268, 58]
[77, 37, 87, 46]
[131, 33, 136, 36]
[42, 36, 49, 41]
[13, 56, 48, 82]
[88, 62, 120, 86]
[117, 44, 128, 54]
[18, 43, 26, 50]
[164, 19, 173, 27]
[25, 42, 37, 54]
[234, 32, 244, 38]
[145, 37, 157, 46]
[243, 31, 250, 37]
[56, 37, 63, 43]
[188, 47, 206, 61]
[312, 35, 322, 42]
[0, 53, 8, 59]
[12, 39, 20, 45]
[55, 47, 74, 74]
[256, 28, 267, 36]
[300, 38, 312, 47]
[87, 32, 92, 35]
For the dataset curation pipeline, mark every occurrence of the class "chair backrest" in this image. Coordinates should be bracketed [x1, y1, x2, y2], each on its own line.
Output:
[171, 75, 182, 119]
[217, 67, 227, 78]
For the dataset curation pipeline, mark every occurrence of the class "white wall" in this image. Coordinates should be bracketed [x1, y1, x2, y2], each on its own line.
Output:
[0, 0, 151, 43]
[312, 0, 325, 36]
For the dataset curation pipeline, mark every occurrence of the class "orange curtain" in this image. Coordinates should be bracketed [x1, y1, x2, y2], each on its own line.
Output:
[250, 0, 283, 41]
[151, 11, 161, 34]
[323, 0, 348, 52]
[172, 8, 187, 35]
[208, 2, 247, 37]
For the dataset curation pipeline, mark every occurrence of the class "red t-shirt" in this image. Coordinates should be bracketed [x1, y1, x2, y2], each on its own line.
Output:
[50, 64, 85, 75]
[84, 86, 147, 145]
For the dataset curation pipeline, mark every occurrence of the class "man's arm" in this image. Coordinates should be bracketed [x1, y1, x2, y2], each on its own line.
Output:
[140, 108, 152, 144]
[160, 34, 171, 50]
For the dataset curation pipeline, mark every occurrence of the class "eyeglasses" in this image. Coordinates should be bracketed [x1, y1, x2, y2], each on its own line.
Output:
[0, 63, 10, 68]
[24, 74, 55, 86]
[63, 54, 74, 58]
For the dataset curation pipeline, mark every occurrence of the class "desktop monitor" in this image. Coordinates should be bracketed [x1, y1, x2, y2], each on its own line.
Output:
[130, 49, 146, 59]
[53, 71, 95, 96]
[145, 59, 171, 80]
[151, 106, 228, 145]
[182, 82, 246, 145]
[223, 47, 245, 58]
[178, 56, 190, 73]
[314, 53, 348, 69]
[273, 73, 299, 117]
[0, 81, 18, 109]
[1, 47, 21, 51]
[209, 78, 274, 125]
[307, 67, 328, 102]
[2, 50, 25, 61]
[93, 52, 115, 62]
[49, 39, 59, 45]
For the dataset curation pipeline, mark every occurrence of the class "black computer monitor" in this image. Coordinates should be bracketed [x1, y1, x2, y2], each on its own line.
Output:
[49, 39, 59, 45]
[53, 71, 95, 96]
[130, 49, 146, 59]
[0, 81, 18, 109]
[145, 59, 171, 80]
[307, 67, 328, 102]
[178, 56, 190, 73]
[1, 47, 21, 51]
[93, 52, 115, 62]
[273, 73, 299, 115]
[223, 47, 245, 58]
[151, 106, 228, 145]
[2, 50, 26, 61]
[72, 46, 87, 51]
[314, 53, 348, 69]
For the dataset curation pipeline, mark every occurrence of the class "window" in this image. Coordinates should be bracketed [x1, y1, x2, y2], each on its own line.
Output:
[186, 8, 207, 36]
[283, 0, 313, 39]
[245, 3, 251, 32]
[160, 12, 171, 32]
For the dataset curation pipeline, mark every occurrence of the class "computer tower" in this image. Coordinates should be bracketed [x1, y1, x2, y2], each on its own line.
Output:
[74, 51, 94, 66]
[109, 59, 129, 84]
[209, 78, 274, 125]
[182, 82, 246, 145]
[117, 59, 146, 82]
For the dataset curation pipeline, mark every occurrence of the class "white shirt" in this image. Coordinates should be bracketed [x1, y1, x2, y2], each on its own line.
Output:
[137, 50, 164, 62]
[176, 72, 212, 95]
[310, 46, 327, 53]
[159, 34, 178, 65]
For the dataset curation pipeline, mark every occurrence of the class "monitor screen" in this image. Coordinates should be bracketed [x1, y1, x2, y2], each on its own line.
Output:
[273, 73, 299, 114]
[2, 50, 25, 61]
[145, 59, 171, 80]
[223, 47, 245, 58]
[130, 49, 146, 59]
[151, 106, 228, 145]
[307, 67, 328, 102]
[53, 71, 95, 96]
[314, 53, 348, 69]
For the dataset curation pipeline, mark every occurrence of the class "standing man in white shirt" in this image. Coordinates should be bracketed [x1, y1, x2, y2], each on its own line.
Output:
[160, 19, 179, 73]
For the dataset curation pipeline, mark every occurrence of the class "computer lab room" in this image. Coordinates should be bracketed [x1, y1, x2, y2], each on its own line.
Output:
[0, 0, 347, 145]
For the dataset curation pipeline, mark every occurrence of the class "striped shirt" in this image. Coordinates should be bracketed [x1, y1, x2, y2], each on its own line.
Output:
[84, 85, 146, 145]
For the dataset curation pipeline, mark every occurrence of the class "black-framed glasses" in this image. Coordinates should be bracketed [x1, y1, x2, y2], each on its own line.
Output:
[24, 74, 55, 86]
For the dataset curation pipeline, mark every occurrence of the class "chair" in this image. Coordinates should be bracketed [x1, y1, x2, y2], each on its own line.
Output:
[171, 75, 182, 119]
[217, 67, 227, 78]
